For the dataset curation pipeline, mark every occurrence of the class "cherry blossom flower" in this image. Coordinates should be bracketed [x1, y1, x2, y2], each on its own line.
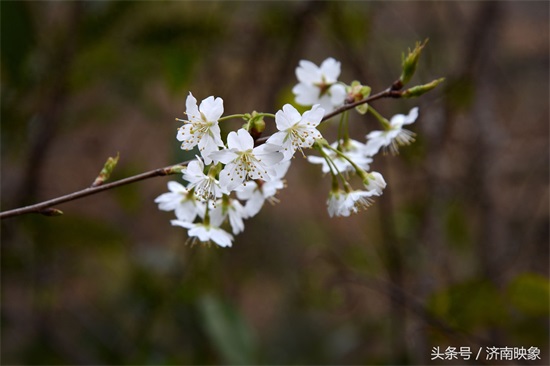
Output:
[362, 171, 386, 196]
[209, 128, 283, 191]
[154, 181, 204, 222]
[235, 160, 290, 218]
[292, 58, 347, 114]
[327, 188, 378, 217]
[364, 107, 419, 156]
[182, 156, 224, 201]
[177, 93, 225, 164]
[307, 139, 372, 175]
[327, 190, 346, 218]
[209, 196, 247, 235]
[266, 104, 325, 161]
[171, 217, 233, 248]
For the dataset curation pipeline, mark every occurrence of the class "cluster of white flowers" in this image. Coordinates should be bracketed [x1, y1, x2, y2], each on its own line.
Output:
[156, 57, 421, 247]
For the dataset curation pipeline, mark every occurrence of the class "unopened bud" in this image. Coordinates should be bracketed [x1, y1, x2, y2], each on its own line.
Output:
[165, 165, 186, 175]
[399, 39, 428, 86]
[92, 153, 120, 187]
[248, 111, 266, 139]
[402, 78, 445, 98]
[39, 208, 64, 217]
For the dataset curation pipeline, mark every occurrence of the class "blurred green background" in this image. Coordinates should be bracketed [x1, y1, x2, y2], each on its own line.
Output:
[1, 1, 548, 365]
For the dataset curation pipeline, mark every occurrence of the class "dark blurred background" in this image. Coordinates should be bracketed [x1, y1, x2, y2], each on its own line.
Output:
[1, 1, 548, 365]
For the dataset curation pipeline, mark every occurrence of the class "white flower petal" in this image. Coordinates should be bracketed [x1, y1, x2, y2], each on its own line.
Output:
[329, 84, 346, 107]
[296, 60, 322, 84]
[243, 191, 266, 218]
[199, 96, 224, 122]
[167, 181, 185, 193]
[219, 163, 245, 192]
[275, 108, 300, 135]
[364, 172, 386, 195]
[155, 192, 179, 210]
[403, 107, 419, 125]
[320, 57, 341, 83]
[280, 104, 302, 126]
[185, 93, 200, 120]
[171, 219, 193, 229]
[253, 144, 283, 166]
[266, 131, 294, 160]
[230, 129, 254, 151]
[208, 123, 224, 147]
[301, 104, 324, 127]
[174, 202, 199, 222]
[188, 225, 210, 242]
[209, 227, 233, 247]
[292, 83, 321, 106]
[209, 149, 238, 165]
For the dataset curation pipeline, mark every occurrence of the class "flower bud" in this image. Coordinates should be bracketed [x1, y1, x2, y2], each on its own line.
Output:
[164, 165, 186, 175]
[399, 39, 428, 86]
[402, 78, 445, 98]
[92, 153, 120, 187]
[40, 208, 64, 217]
[247, 111, 266, 140]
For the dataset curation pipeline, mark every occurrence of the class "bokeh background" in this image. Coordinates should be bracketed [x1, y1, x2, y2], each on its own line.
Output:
[1, 1, 548, 365]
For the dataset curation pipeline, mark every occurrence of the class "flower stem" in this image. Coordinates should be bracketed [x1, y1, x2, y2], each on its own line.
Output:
[367, 106, 391, 129]
[218, 114, 247, 122]
[315, 141, 348, 188]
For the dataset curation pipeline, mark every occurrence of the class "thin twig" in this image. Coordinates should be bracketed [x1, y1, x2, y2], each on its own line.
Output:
[255, 86, 399, 145]
[1, 86, 403, 220]
[0, 161, 191, 219]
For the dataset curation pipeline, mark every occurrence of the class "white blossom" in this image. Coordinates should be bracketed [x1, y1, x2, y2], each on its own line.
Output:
[171, 219, 233, 248]
[363, 171, 387, 196]
[154, 181, 204, 222]
[209, 196, 247, 235]
[177, 93, 225, 164]
[364, 107, 419, 156]
[327, 190, 346, 218]
[236, 160, 290, 218]
[209, 128, 283, 191]
[307, 139, 372, 175]
[292, 58, 347, 114]
[266, 104, 325, 161]
[182, 156, 224, 201]
[327, 189, 378, 217]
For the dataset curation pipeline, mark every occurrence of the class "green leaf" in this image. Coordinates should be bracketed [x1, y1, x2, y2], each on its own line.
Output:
[198, 294, 257, 365]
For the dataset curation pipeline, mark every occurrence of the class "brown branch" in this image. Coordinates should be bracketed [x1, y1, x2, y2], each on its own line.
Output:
[1, 85, 404, 220]
[0, 161, 191, 220]
[255, 86, 400, 145]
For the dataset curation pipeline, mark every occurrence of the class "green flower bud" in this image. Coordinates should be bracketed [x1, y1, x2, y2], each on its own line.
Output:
[165, 165, 186, 175]
[92, 153, 119, 187]
[402, 78, 445, 98]
[40, 208, 64, 217]
[248, 111, 266, 139]
[399, 39, 428, 86]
